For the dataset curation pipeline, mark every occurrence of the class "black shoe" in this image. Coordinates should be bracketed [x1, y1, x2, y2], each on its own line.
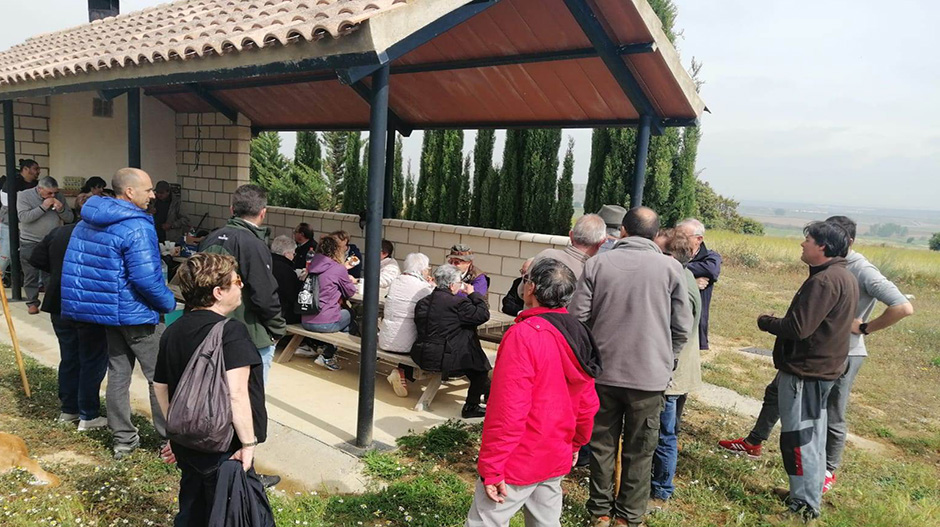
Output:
[258, 474, 281, 489]
[461, 404, 486, 419]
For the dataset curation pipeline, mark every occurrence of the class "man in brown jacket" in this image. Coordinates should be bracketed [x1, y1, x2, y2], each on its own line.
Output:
[569, 207, 692, 527]
[757, 221, 858, 524]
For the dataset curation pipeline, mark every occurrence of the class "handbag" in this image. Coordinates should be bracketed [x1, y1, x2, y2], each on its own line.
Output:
[294, 272, 321, 315]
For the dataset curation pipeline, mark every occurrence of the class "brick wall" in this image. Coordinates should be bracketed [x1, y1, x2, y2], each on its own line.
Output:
[0, 97, 51, 175]
[265, 207, 569, 307]
[176, 112, 251, 230]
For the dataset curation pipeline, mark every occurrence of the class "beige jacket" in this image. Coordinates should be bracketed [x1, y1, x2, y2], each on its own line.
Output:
[666, 269, 702, 396]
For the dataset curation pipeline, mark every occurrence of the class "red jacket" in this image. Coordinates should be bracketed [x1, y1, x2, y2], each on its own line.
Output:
[477, 307, 600, 486]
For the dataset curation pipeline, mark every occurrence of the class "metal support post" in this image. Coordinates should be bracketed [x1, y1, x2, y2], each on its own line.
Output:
[356, 64, 390, 448]
[383, 128, 396, 219]
[3, 100, 23, 300]
[631, 114, 652, 208]
[127, 88, 141, 168]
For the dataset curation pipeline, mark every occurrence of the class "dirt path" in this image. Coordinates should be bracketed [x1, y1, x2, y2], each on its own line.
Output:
[691, 382, 895, 457]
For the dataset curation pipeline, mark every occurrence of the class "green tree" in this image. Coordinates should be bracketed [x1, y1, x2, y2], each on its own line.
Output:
[665, 126, 699, 225]
[497, 130, 528, 231]
[392, 134, 404, 219]
[929, 233, 940, 251]
[439, 130, 464, 224]
[457, 156, 472, 225]
[521, 129, 562, 233]
[249, 132, 288, 184]
[423, 131, 447, 222]
[322, 131, 348, 211]
[643, 129, 679, 214]
[403, 161, 416, 220]
[479, 165, 501, 228]
[553, 138, 576, 234]
[341, 132, 364, 214]
[584, 128, 611, 214]
[469, 129, 496, 226]
[294, 131, 321, 174]
[413, 132, 432, 221]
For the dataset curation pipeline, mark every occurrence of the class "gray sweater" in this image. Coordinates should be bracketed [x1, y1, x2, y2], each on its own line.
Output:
[569, 236, 693, 391]
[846, 251, 910, 357]
[17, 187, 74, 243]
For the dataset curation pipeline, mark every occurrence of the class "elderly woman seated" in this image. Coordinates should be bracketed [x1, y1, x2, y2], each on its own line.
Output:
[379, 253, 433, 397]
[411, 264, 491, 418]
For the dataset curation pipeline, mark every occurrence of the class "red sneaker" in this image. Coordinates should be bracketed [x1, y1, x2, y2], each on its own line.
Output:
[823, 471, 836, 494]
[717, 437, 762, 459]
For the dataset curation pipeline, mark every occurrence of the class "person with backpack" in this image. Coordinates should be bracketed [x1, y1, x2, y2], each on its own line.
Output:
[154, 253, 269, 527]
[300, 235, 358, 371]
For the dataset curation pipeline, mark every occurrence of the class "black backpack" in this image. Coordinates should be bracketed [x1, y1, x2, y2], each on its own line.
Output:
[165, 320, 234, 453]
[294, 272, 321, 315]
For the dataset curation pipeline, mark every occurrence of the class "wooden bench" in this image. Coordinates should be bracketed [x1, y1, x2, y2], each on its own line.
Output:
[276, 324, 498, 412]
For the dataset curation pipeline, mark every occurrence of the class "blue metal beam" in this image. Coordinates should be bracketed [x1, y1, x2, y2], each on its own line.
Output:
[339, 0, 500, 85]
[251, 117, 697, 134]
[349, 81, 413, 136]
[3, 100, 23, 300]
[631, 114, 652, 207]
[562, 0, 661, 130]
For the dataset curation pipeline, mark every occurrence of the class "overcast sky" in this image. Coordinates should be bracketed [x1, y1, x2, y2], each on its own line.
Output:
[2, 0, 938, 210]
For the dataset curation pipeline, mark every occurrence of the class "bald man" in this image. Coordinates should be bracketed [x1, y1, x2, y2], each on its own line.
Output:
[569, 206, 692, 527]
[62, 167, 176, 459]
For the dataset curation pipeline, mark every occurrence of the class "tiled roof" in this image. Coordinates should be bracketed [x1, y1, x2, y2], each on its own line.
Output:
[0, 0, 407, 86]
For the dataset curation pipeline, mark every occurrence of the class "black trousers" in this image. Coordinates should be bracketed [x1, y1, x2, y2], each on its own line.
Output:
[465, 369, 491, 406]
[175, 449, 242, 527]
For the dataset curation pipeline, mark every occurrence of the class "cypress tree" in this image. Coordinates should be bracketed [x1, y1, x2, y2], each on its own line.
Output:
[404, 161, 416, 220]
[457, 156, 472, 225]
[321, 132, 347, 211]
[424, 131, 447, 222]
[413, 132, 432, 221]
[666, 126, 700, 225]
[553, 138, 575, 235]
[440, 130, 464, 224]
[469, 129, 496, 226]
[479, 164, 500, 228]
[294, 131, 321, 174]
[393, 134, 404, 218]
[522, 129, 562, 234]
[497, 130, 528, 231]
[249, 132, 288, 184]
[341, 132, 364, 214]
[583, 128, 611, 214]
[643, 129, 679, 214]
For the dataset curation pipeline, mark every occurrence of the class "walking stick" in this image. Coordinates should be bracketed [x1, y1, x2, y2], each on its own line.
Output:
[0, 281, 31, 397]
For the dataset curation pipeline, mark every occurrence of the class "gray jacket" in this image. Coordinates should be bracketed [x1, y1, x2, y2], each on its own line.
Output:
[569, 236, 693, 391]
[17, 187, 74, 243]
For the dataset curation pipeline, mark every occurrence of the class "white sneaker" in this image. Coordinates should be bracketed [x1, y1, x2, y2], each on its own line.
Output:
[387, 368, 409, 397]
[294, 344, 318, 358]
[57, 413, 80, 424]
[314, 355, 342, 371]
[78, 416, 109, 431]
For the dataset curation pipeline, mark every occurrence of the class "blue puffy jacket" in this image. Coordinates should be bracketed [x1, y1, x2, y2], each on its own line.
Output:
[61, 196, 176, 326]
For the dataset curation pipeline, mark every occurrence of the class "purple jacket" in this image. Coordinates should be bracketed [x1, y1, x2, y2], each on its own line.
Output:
[457, 272, 489, 300]
[302, 254, 357, 325]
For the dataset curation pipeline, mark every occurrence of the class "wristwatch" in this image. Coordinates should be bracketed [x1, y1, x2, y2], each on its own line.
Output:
[859, 323, 869, 335]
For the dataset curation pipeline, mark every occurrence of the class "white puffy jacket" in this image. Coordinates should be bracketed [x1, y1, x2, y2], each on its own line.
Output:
[379, 271, 433, 352]
[380, 257, 401, 288]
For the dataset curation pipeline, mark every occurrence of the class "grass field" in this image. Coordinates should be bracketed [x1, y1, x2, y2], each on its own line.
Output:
[0, 230, 937, 526]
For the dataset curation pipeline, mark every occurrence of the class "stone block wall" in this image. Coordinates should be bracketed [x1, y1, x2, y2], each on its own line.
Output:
[265, 207, 569, 307]
[176, 112, 251, 230]
[0, 97, 51, 175]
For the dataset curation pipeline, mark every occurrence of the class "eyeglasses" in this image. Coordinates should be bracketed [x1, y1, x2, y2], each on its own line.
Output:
[232, 275, 243, 288]
[522, 274, 530, 283]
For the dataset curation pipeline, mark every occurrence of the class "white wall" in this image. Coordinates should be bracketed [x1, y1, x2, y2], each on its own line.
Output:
[49, 91, 178, 187]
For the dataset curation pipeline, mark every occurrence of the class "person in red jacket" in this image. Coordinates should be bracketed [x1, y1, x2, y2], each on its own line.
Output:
[468, 258, 601, 527]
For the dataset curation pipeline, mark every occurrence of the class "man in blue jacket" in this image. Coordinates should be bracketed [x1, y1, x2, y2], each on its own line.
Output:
[61, 167, 177, 459]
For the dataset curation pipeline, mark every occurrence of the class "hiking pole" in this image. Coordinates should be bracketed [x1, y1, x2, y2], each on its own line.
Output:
[0, 281, 31, 397]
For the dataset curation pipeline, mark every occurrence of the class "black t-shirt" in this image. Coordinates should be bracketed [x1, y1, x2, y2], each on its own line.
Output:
[155, 310, 267, 453]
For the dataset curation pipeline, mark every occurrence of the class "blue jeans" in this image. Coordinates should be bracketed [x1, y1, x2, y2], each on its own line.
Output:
[651, 395, 680, 500]
[51, 314, 109, 420]
[258, 345, 275, 385]
[0, 222, 10, 274]
[302, 309, 352, 359]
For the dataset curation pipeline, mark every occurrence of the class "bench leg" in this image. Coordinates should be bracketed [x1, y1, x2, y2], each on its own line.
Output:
[414, 374, 442, 412]
[276, 334, 304, 364]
